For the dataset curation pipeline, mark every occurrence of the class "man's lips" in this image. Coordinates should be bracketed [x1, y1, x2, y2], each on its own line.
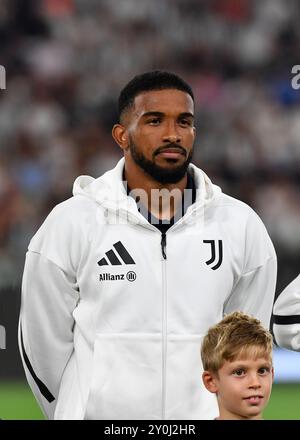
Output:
[156, 147, 186, 159]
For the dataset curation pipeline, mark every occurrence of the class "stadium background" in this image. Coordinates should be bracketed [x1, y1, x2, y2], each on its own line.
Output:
[1, 0, 300, 419]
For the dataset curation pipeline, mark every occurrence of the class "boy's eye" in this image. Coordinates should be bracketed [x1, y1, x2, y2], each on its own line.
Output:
[258, 367, 271, 375]
[232, 369, 245, 376]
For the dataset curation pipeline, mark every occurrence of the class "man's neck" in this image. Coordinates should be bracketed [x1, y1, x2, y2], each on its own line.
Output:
[124, 161, 188, 220]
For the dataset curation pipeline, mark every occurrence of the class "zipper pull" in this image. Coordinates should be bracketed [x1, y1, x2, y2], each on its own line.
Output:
[161, 232, 167, 260]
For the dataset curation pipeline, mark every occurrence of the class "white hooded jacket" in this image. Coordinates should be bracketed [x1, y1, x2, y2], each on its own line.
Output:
[19, 158, 277, 420]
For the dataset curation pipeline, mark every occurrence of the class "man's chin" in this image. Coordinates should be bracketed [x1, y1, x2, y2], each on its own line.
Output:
[145, 165, 188, 184]
[157, 158, 184, 166]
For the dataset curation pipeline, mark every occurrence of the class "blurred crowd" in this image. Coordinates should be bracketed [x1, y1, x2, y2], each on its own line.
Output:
[1, 0, 300, 291]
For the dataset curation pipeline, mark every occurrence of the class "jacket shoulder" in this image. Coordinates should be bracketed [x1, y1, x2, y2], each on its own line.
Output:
[27, 195, 99, 270]
[51, 194, 99, 218]
[209, 192, 263, 228]
[210, 192, 276, 272]
[215, 193, 255, 214]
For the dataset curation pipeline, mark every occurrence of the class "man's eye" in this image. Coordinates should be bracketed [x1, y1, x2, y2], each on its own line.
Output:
[179, 119, 191, 126]
[232, 369, 245, 376]
[148, 118, 161, 125]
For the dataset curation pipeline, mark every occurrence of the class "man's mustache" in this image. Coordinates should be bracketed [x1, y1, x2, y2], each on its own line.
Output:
[154, 143, 187, 156]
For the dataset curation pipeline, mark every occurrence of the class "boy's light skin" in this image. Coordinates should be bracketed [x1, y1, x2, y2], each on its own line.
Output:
[202, 348, 274, 420]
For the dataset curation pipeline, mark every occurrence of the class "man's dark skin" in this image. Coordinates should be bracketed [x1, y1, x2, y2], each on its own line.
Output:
[112, 89, 196, 220]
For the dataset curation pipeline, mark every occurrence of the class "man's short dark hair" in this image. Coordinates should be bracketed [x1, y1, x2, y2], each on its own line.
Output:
[118, 70, 194, 121]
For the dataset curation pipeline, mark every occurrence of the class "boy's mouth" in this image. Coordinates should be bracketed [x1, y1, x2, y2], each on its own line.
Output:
[244, 395, 263, 405]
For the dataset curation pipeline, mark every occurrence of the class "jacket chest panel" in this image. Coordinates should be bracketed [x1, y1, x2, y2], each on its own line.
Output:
[165, 232, 234, 333]
[77, 227, 163, 333]
[76, 224, 235, 334]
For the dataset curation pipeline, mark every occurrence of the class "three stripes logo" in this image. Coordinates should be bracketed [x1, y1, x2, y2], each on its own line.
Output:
[98, 241, 136, 266]
[203, 240, 223, 270]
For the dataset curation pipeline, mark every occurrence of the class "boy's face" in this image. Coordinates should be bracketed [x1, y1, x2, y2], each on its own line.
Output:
[203, 355, 274, 420]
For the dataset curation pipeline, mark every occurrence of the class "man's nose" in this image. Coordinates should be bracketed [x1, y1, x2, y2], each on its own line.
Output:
[162, 123, 182, 144]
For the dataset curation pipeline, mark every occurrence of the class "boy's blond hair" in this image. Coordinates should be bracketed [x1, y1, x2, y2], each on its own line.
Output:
[201, 311, 273, 374]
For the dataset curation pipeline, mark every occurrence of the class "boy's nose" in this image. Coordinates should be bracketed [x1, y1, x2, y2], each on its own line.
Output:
[248, 374, 261, 389]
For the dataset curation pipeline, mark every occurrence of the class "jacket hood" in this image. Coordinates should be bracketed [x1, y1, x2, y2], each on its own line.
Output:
[72, 158, 222, 216]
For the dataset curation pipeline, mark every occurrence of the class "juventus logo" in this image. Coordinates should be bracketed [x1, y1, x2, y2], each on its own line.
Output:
[203, 240, 223, 270]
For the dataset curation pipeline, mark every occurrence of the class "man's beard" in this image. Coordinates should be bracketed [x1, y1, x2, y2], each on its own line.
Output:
[129, 140, 193, 184]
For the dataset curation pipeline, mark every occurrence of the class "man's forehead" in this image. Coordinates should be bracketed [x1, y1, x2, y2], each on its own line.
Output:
[133, 88, 194, 115]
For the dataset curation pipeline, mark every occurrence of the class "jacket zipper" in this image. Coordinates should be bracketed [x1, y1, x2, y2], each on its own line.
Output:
[161, 231, 167, 419]
[161, 232, 167, 260]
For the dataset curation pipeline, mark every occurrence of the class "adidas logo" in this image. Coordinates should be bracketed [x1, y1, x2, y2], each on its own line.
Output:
[98, 241, 136, 266]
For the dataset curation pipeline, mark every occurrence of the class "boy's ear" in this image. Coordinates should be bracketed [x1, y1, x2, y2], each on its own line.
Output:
[271, 367, 275, 383]
[202, 371, 218, 394]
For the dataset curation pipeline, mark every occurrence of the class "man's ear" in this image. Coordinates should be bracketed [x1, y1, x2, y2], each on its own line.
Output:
[112, 124, 129, 151]
[202, 371, 219, 394]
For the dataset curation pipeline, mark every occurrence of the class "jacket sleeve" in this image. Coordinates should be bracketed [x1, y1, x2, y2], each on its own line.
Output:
[273, 275, 300, 351]
[18, 203, 81, 419]
[223, 210, 277, 329]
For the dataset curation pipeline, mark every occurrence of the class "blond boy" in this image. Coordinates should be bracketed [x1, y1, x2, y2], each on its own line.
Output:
[201, 311, 274, 420]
